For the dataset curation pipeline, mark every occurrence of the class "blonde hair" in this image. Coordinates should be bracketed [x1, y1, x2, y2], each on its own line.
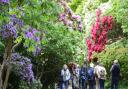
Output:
[114, 60, 118, 64]
[63, 64, 68, 69]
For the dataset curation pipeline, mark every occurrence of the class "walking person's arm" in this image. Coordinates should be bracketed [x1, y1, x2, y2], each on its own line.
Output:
[110, 65, 114, 72]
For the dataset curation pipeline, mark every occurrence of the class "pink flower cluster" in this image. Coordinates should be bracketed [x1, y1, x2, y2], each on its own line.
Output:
[59, 1, 82, 32]
[86, 9, 114, 62]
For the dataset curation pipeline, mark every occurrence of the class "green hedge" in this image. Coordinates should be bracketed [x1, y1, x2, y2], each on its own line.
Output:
[93, 38, 128, 88]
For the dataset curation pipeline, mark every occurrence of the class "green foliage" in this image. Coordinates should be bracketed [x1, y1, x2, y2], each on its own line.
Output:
[18, 81, 29, 89]
[69, 0, 83, 11]
[105, 0, 128, 33]
[1, 0, 128, 88]
[18, 80, 42, 89]
[39, 24, 85, 88]
[30, 80, 42, 89]
[8, 62, 42, 89]
[0, 0, 86, 88]
[0, 39, 4, 56]
[93, 38, 128, 85]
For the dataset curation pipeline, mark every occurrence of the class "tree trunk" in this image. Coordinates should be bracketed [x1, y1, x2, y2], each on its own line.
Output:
[3, 66, 11, 89]
[0, 66, 2, 89]
[0, 38, 13, 89]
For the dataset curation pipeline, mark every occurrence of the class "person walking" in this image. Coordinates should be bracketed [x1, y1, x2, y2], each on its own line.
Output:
[110, 60, 120, 89]
[61, 64, 71, 89]
[88, 63, 95, 89]
[80, 63, 88, 89]
[94, 61, 100, 89]
[72, 64, 80, 89]
[96, 63, 107, 89]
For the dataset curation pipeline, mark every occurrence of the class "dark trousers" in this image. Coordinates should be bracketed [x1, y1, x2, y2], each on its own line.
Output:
[60, 82, 63, 89]
[81, 79, 87, 89]
[89, 80, 95, 89]
[62, 80, 69, 89]
[99, 79, 105, 89]
[111, 78, 119, 89]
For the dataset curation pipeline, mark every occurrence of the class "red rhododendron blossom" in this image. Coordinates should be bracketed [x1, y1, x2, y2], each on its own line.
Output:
[86, 9, 114, 62]
[96, 9, 101, 17]
[95, 22, 100, 30]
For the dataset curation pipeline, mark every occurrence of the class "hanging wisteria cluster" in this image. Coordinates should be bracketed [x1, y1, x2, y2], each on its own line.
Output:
[59, 1, 82, 32]
[0, 0, 9, 3]
[0, 15, 23, 38]
[86, 9, 114, 62]
[25, 27, 41, 56]
[11, 53, 34, 83]
[25, 27, 40, 42]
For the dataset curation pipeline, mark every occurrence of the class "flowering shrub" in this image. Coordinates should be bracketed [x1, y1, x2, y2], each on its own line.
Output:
[24, 27, 42, 56]
[86, 9, 114, 62]
[0, 0, 9, 4]
[11, 53, 34, 83]
[59, 1, 82, 32]
[0, 15, 23, 38]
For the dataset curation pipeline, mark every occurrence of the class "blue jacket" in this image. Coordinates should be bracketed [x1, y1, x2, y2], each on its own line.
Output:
[111, 64, 120, 79]
[80, 66, 87, 80]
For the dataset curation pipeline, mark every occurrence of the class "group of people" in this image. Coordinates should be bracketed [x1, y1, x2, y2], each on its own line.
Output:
[59, 58, 120, 89]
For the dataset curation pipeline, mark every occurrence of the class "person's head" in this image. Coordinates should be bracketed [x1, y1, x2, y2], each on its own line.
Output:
[63, 64, 68, 70]
[93, 57, 98, 63]
[90, 63, 94, 68]
[114, 59, 118, 64]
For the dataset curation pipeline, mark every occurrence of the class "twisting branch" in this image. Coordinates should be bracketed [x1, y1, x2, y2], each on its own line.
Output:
[12, 41, 22, 53]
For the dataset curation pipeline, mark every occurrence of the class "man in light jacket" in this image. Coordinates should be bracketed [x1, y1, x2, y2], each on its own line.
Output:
[61, 64, 71, 89]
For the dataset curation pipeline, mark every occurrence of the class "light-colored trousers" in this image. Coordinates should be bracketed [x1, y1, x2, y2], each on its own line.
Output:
[95, 79, 99, 89]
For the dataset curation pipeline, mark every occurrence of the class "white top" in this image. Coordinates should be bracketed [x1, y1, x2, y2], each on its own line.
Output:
[61, 69, 71, 81]
[94, 65, 107, 80]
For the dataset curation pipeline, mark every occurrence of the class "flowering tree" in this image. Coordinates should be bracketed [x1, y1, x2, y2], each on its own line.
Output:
[0, 0, 43, 89]
[59, 0, 83, 32]
[0, 0, 85, 89]
[86, 9, 114, 62]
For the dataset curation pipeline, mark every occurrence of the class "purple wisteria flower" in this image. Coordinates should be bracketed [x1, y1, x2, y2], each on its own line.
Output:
[1, 15, 23, 38]
[34, 37, 40, 42]
[11, 53, 35, 83]
[25, 27, 41, 42]
[0, 0, 9, 3]
[58, 1, 83, 32]
[25, 31, 34, 39]
[34, 47, 41, 56]
[59, 13, 66, 21]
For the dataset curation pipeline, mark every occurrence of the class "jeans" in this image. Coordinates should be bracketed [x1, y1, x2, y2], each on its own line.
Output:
[60, 82, 63, 89]
[89, 80, 95, 89]
[62, 80, 69, 89]
[99, 79, 105, 89]
[111, 78, 119, 89]
[81, 79, 87, 89]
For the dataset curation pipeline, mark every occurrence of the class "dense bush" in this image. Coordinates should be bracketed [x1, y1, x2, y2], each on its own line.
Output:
[93, 38, 128, 88]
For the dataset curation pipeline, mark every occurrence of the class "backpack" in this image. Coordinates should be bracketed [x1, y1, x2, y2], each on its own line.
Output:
[99, 67, 106, 79]
[80, 67, 87, 80]
[88, 68, 94, 80]
[72, 75, 79, 88]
